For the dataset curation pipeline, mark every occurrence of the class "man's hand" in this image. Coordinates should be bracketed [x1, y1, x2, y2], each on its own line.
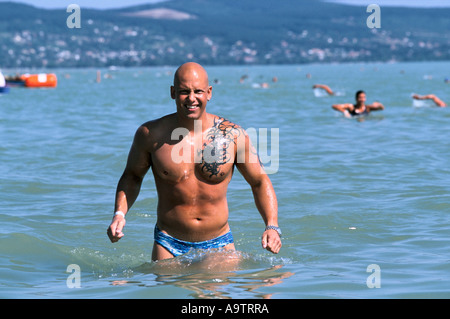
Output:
[107, 215, 126, 243]
[261, 229, 282, 254]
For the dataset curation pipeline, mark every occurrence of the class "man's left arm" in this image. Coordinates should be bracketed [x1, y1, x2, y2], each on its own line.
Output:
[235, 129, 281, 254]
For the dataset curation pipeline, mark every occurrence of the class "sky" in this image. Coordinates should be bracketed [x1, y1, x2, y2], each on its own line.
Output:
[1, 0, 450, 9]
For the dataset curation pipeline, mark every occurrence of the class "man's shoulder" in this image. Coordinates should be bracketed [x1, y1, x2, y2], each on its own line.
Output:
[210, 114, 244, 132]
[207, 115, 250, 146]
[135, 113, 176, 142]
[139, 113, 176, 131]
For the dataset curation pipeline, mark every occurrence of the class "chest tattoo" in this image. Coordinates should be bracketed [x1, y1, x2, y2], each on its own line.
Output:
[198, 117, 242, 178]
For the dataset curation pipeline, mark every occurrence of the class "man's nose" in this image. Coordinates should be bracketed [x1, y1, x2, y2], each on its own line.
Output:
[187, 91, 196, 102]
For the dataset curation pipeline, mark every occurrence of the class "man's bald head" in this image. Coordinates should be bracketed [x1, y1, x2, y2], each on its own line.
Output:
[173, 62, 209, 87]
[170, 62, 213, 121]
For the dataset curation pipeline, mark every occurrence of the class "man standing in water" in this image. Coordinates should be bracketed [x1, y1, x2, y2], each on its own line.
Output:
[332, 90, 384, 117]
[107, 62, 281, 261]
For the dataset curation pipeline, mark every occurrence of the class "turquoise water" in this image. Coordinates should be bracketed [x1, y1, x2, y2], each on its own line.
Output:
[1, 61, 449, 299]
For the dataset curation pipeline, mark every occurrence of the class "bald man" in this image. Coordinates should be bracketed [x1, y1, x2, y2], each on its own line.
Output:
[107, 62, 281, 261]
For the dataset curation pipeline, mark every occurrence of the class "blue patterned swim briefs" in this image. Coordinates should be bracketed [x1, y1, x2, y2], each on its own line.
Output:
[154, 225, 234, 257]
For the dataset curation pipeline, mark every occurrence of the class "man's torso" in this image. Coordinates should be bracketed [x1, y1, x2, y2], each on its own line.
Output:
[143, 113, 243, 241]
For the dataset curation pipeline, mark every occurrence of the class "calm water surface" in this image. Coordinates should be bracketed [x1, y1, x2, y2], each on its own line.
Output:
[1, 61, 449, 299]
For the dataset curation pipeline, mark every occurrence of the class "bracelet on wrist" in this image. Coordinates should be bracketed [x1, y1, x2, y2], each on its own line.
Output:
[114, 211, 125, 219]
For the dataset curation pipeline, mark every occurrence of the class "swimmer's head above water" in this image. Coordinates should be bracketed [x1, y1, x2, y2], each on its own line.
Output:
[355, 90, 366, 107]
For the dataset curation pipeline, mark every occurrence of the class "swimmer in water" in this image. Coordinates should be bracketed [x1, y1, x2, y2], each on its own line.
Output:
[412, 94, 447, 107]
[313, 84, 334, 95]
[332, 90, 384, 118]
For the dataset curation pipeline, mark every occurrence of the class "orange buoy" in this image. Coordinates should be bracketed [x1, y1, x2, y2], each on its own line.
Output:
[22, 73, 57, 88]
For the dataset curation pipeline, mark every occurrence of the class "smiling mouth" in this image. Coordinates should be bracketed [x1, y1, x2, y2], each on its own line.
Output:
[185, 105, 199, 111]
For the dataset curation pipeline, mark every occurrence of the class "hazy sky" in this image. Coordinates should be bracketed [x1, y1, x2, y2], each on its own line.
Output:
[1, 0, 450, 9]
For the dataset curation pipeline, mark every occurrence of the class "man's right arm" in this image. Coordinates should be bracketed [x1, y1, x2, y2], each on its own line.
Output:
[107, 125, 152, 243]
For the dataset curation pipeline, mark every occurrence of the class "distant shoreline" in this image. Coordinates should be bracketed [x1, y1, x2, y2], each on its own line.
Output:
[2, 59, 450, 73]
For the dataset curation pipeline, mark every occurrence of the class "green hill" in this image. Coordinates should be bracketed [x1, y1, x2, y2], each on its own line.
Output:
[0, 0, 449, 68]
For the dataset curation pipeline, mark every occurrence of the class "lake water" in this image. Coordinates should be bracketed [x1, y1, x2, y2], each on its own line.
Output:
[1, 61, 449, 299]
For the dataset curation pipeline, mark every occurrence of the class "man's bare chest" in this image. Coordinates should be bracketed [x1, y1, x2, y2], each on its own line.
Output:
[151, 118, 242, 183]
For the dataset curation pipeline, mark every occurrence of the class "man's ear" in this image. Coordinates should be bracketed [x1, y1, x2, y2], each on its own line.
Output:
[207, 86, 212, 101]
[170, 86, 176, 99]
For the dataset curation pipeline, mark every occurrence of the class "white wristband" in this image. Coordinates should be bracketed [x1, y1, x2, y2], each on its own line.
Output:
[114, 211, 125, 219]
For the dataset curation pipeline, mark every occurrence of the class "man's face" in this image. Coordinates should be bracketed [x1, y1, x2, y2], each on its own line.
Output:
[171, 71, 212, 120]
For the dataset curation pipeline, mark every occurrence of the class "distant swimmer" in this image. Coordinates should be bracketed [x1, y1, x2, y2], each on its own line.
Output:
[239, 74, 248, 83]
[313, 84, 334, 96]
[332, 90, 384, 118]
[412, 94, 447, 107]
